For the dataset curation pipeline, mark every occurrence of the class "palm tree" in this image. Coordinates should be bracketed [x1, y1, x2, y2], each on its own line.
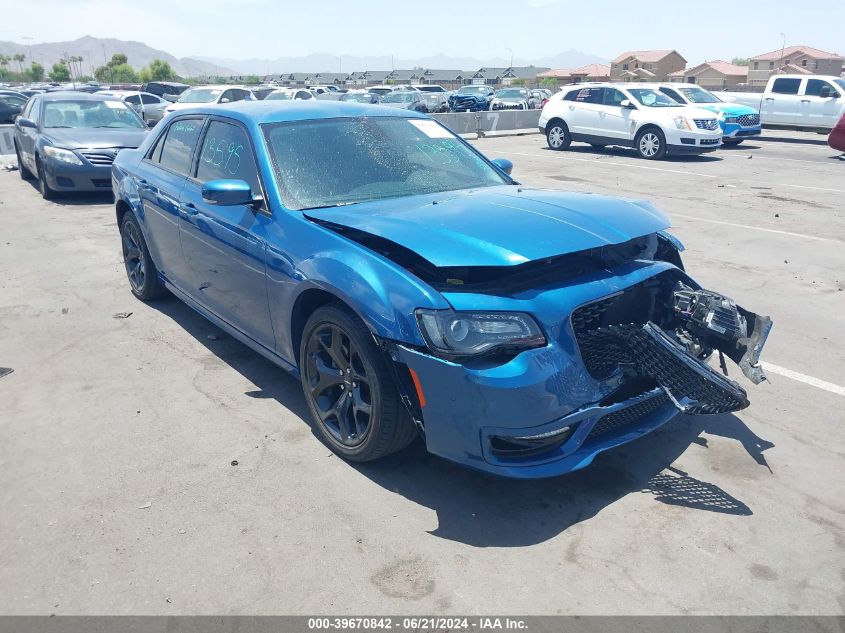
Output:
[13, 53, 26, 74]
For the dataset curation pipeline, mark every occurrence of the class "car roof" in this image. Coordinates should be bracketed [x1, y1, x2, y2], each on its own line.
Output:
[165, 100, 428, 124]
[36, 91, 125, 102]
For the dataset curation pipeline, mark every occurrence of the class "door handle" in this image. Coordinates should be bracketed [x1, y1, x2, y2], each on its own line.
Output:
[764, 97, 775, 101]
[800, 99, 810, 103]
[137, 178, 150, 190]
[181, 202, 199, 216]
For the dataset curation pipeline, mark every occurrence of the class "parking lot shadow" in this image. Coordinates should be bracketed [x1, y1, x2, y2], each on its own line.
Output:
[150, 297, 771, 547]
[23, 178, 114, 206]
[540, 145, 723, 163]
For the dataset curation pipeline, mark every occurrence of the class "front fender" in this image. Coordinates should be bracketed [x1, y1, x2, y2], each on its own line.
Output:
[264, 220, 450, 363]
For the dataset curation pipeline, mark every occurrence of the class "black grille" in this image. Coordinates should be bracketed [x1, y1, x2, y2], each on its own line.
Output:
[581, 324, 749, 414]
[693, 119, 719, 131]
[91, 178, 111, 188]
[737, 113, 760, 127]
[700, 138, 720, 145]
[80, 150, 116, 166]
[587, 394, 669, 440]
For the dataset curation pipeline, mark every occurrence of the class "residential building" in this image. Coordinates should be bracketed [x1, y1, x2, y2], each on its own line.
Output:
[610, 50, 687, 81]
[470, 66, 550, 86]
[747, 45, 844, 86]
[668, 60, 748, 88]
[537, 63, 610, 87]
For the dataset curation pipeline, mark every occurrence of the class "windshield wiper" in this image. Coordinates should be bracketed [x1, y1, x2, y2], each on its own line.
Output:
[299, 201, 360, 211]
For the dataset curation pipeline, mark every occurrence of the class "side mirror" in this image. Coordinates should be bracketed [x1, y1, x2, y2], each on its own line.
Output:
[146, 119, 157, 128]
[491, 158, 514, 175]
[202, 180, 259, 206]
[620, 99, 636, 109]
[16, 117, 36, 129]
[219, 97, 230, 103]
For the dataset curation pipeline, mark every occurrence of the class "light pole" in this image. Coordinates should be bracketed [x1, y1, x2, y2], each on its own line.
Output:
[778, 33, 786, 72]
[22, 36, 33, 65]
[506, 47, 513, 69]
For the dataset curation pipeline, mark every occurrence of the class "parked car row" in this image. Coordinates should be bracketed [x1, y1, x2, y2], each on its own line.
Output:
[539, 81, 762, 159]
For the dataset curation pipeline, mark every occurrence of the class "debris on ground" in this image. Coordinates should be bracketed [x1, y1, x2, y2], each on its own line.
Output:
[3, 164, 18, 172]
[112, 312, 133, 319]
[230, 460, 238, 466]
[137, 501, 152, 510]
[61, 307, 68, 315]
[0, 367, 13, 379]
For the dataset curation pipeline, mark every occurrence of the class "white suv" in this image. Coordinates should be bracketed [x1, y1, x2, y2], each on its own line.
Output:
[539, 83, 723, 159]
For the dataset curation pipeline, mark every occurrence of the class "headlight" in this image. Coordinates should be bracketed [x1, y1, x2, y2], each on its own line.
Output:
[672, 116, 692, 131]
[415, 309, 546, 359]
[43, 146, 82, 166]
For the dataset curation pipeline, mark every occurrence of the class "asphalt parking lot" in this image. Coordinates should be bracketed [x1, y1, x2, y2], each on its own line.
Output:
[1, 130, 843, 616]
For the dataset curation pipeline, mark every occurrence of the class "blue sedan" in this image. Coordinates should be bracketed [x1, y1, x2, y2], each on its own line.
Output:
[112, 101, 772, 478]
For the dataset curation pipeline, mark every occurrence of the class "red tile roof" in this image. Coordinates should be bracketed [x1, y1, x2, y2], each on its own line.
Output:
[612, 50, 685, 64]
[570, 63, 610, 77]
[751, 45, 843, 61]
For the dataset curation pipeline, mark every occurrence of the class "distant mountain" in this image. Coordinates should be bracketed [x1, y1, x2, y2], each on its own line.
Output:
[193, 49, 607, 75]
[0, 36, 238, 78]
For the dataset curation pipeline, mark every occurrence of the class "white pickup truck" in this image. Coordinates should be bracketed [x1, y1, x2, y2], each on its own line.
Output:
[723, 75, 845, 131]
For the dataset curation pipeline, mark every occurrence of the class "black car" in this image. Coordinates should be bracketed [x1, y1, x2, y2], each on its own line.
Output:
[0, 92, 28, 123]
[139, 81, 190, 102]
[13, 92, 149, 199]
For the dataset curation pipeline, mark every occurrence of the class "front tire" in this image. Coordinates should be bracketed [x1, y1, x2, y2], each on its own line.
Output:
[546, 120, 571, 151]
[35, 156, 58, 199]
[300, 304, 417, 462]
[120, 211, 167, 301]
[636, 128, 667, 160]
[15, 144, 32, 180]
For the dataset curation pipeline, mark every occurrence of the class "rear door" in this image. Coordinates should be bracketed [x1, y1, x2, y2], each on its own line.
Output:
[178, 117, 275, 348]
[800, 78, 843, 128]
[763, 77, 801, 125]
[15, 97, 39, 169]
[133, 116, 205, 289]
[563, 86, 604, 136]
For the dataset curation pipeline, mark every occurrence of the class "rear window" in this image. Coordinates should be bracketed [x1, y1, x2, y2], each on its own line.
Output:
[771, 78, 801, 95]
[564, 87, 603, 104]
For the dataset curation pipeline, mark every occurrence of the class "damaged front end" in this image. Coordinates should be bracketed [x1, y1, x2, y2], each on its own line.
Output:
[572, 273, 773, 416]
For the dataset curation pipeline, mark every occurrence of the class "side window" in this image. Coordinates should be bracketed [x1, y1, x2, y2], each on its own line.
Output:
[805, 79, 836, 97]
[196, 121, 260, 194]
[564, 87, 602, 103]
[21, 98, 34, 119]
[148, 132, 165, 163]
[603, 88, 626, 106]
[124, 95, 141, 105]
[140, 94, 160, 105]
[220, 90, 235, 103]
[659, 87, 683, 103]
[157, 118, 204, 175]
[771, 78, 801, 95]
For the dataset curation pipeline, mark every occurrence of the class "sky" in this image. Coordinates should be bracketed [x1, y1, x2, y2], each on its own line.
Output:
[0, 0, 842, 65]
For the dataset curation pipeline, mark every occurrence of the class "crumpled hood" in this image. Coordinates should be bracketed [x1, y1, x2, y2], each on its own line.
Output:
[698, 103, 758, 117]
[44, 127, 148, 150]
[305, 185, 670, 267]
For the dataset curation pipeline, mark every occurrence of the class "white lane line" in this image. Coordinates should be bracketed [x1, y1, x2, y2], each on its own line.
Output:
[670, 213, 842, 243]
[762, 362, 845, 397]
[784, 183, 845, 193]
[508, 151, 718, 178]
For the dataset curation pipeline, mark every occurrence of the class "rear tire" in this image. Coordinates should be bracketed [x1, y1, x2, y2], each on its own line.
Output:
[120, 211, 167, 301]
[545, 120, 571, 151]
[635, 128, 667, 160]
[300, 304, 418, 462]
